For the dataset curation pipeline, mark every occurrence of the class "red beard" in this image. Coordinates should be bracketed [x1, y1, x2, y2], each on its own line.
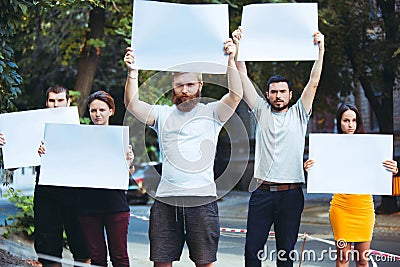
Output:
[172, 89, 201, 112]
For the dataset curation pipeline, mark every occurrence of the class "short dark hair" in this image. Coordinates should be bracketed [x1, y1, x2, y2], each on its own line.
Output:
[336, 103, 366, 134]
[266, 75, 292, 92]
[87, 90, 115, 111]
[46, 85, 70, 101]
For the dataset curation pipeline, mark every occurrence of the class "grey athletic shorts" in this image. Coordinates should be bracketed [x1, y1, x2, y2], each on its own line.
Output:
[149, 198, 220, 264]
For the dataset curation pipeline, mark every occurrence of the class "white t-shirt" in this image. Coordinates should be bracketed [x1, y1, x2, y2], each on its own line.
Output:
[152, 102, 223, 197]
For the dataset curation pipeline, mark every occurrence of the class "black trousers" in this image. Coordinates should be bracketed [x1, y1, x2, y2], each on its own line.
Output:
[245, 187, 304, 267]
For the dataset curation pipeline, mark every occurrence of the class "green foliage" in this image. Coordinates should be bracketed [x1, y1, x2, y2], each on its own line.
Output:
[86, 38, 106, 48]
[0, 0, 31, 112]
[1, 186, 69, 245]
[2, 188, 34, 239]
[80, 117, 92, 124]
[69, 89, 82, 106]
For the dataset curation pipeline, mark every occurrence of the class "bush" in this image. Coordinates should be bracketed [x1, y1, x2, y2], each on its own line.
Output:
[2, 188, 34, 239]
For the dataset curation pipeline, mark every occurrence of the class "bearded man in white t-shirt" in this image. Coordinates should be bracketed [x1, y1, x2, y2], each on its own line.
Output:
[123, 38, 242, 267]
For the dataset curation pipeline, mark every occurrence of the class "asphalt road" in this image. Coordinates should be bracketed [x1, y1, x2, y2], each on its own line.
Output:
[127, 192, 400, 267]
[0, 173, 399, 267]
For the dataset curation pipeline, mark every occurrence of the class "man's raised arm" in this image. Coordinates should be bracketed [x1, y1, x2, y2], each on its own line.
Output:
[216, 39, 243, 122]
[301, 31, 325, 114]
[124, 47, 156, 126]
[232, 27, 259, 110]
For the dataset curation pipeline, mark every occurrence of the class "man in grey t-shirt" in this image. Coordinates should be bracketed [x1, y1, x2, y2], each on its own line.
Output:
[233, 27, 325, 267]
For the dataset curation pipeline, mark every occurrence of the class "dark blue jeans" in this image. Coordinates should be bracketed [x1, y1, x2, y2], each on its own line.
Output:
[245, 187, 304, 267]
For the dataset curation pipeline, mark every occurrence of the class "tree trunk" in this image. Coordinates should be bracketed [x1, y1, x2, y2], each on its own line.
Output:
[74, 5, 105, 116]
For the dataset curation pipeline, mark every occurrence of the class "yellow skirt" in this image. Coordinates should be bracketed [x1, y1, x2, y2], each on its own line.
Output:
[329, 194, 375, 242]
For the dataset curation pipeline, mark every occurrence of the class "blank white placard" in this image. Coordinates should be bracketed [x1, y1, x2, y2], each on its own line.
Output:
[39, 123, 130, 190]
[238, 3, 319, 61]
[0, 107, 79, 169]
[307, 134, 393, 195]
[131, 0, 229, 74]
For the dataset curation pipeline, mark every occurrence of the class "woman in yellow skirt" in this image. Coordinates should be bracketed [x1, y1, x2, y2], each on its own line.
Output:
[304, 103, 398, 267]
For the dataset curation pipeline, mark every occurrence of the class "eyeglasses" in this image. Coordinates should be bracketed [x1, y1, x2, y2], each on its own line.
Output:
[173, 82, 200, 90]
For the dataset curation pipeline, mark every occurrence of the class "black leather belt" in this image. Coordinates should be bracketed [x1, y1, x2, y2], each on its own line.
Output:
[258, 182, 302, 192]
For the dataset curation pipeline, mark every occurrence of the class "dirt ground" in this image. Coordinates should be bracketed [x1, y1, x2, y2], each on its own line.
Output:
[0, 248, 39, 267]
[0, 231, 40, 267]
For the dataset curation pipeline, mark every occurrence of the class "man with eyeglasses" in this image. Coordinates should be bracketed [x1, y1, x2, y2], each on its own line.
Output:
[123, 38, 242, 267]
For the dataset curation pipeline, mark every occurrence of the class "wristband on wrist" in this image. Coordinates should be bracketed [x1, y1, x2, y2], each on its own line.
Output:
[127, 72, 137, 79]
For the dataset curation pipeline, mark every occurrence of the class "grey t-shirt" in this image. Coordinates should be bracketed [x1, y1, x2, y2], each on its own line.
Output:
[252, 96, 310, 183]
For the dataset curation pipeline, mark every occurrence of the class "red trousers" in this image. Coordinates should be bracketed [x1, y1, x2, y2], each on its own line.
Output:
[79, 212, 130, 267]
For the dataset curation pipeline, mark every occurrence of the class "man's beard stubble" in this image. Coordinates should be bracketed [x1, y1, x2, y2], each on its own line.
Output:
[172, 89, 201, 112]
[266, 97, 289, 112]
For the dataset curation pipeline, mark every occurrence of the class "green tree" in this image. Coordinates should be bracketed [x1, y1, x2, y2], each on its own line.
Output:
[11, 0, 133, 116]
[0, 0, 27, 112]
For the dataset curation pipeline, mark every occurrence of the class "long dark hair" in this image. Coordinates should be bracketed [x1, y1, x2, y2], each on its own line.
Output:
[336, 103, 366, 134]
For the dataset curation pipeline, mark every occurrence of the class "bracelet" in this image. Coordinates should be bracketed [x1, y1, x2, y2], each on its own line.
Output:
[127, 72, 137, 79]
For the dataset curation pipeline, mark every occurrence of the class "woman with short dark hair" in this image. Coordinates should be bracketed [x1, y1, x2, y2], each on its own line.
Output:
[304, 103, 398, 267]
[78, 90, 133, 267]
